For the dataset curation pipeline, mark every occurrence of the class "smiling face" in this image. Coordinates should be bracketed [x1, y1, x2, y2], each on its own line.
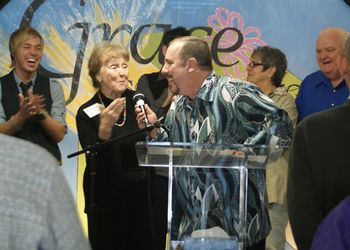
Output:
[13, 36, 43, 81]
[246, 55, 270, 87]
[96, 56, 129, 98]
[316, 30, 344, 81]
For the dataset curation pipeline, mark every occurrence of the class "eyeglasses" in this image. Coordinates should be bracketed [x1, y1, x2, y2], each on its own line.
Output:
[248, 61, 264, 68]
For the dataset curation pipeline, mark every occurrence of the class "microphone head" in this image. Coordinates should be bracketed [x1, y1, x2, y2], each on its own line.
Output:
[133, 93, 146, 106]
[133, 93, 145, 103]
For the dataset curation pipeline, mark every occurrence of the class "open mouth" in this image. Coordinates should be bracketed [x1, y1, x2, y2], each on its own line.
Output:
[26, 58, 37, 66]
[321, 60, 331, 65]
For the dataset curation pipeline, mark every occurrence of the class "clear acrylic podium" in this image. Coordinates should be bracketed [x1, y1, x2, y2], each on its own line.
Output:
[135, 142, 283, 250]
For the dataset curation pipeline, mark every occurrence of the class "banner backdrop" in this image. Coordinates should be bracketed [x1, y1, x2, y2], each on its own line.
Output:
[1, 0, 350, 231]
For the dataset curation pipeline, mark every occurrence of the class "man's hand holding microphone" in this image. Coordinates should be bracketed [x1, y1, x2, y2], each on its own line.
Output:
[134, 93, 159, 139]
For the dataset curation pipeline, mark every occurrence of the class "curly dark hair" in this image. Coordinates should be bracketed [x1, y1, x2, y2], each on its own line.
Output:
[251, 46, 288, 87]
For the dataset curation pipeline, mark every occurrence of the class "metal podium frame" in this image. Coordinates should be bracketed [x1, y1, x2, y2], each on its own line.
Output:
[135, 141, 283, 250]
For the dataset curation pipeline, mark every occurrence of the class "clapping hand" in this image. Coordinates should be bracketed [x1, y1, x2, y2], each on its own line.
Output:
[17, 89, 46, 119]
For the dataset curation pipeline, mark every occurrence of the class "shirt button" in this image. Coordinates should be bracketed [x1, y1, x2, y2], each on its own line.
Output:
[333, 89, 336, 93]
[331, 103, 335, 106]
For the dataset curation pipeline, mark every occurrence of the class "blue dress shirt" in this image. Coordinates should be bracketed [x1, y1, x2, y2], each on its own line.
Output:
[296, 70, 349, 122]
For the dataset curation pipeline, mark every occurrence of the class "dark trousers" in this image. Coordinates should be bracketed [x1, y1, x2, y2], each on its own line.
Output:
[150, 174, 169, 250]
[87, 177, 153, 250]
[246, 238, 266, 250]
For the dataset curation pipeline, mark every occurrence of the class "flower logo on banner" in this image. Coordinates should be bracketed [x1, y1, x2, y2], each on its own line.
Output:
[205, 7, 266, 79]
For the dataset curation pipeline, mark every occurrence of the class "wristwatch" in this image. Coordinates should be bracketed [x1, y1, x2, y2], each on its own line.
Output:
[36, 110, 49, 120]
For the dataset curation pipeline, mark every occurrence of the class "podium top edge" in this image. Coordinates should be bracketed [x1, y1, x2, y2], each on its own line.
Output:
[135, 141, 287, 150]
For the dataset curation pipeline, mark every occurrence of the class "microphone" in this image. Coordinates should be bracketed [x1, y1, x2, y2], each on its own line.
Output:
[133, 93, 149, 127]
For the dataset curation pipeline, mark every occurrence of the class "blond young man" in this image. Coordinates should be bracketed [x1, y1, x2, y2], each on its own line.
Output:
[0, 27, 66, 162]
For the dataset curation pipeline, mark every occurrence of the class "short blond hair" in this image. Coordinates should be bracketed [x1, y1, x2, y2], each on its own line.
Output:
[9, 27, 44, 67]
[88, 42, 129, 88]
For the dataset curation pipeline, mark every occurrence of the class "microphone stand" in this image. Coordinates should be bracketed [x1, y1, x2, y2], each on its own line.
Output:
[67, 118, 164, 249]
[67, 122, 161, 158]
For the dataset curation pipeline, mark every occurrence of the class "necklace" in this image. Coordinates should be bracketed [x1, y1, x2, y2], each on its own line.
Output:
[97, 92, 126, 126]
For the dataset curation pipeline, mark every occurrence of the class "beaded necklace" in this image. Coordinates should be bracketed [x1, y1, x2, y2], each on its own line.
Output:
[97, 92, 126, 127]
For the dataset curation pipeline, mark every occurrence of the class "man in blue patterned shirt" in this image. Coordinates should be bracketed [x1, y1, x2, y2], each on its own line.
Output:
[136, 36, 293, 249]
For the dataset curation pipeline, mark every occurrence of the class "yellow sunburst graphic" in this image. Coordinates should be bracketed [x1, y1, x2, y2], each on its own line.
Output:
[43, 14, 159, 133]
[39, 5, 162, 234]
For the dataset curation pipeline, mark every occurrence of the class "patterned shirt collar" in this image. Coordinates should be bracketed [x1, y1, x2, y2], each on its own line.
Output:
[196, 71, 222, 102]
